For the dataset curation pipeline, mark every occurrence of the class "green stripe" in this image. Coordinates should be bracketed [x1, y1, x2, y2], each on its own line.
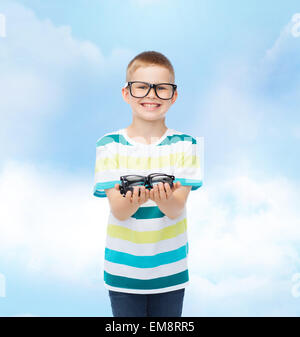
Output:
[107, 218, 187, 244]
[95, 151, 200, 171]
[104, 269, 189, 290]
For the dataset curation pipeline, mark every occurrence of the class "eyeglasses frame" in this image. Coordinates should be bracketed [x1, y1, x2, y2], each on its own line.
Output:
[123, 81, 177, 100]
[119, 173, 175, 197]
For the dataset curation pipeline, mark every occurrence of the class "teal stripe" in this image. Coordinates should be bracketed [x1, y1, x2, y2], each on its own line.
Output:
[105, 243, 188, 268]
[94, 190, 106, 198]
[96, 133, 196, 147]
[159, 133, 196, 146]
[97, 134, 131, 147]
[132, 206, 165, 219]
[93, 181, 121, 197]
[175, 178, 203, 191]
[104, 269, 189, 290]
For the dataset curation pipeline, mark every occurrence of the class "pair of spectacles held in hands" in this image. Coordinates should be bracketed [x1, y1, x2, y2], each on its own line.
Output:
[119, 173, 175, 197]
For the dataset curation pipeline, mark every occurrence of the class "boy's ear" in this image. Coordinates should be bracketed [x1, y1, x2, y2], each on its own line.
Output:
[121, 87, 130, 104]
[170, 89, 178, 105]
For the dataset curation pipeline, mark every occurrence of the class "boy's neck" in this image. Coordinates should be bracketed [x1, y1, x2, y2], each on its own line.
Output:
[126, 121, 168, 145]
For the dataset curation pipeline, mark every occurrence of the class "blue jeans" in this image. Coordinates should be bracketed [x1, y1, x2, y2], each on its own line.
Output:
[108, 288, 185, 317]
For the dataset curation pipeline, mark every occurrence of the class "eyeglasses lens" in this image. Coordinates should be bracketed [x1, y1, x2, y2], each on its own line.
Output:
[150, 175, 172, 185]
[125, 175, 145, 186]
[131, 82, 174, 99]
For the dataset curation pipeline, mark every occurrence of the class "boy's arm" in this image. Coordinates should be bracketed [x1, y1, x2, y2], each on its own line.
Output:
[155, 185, 192, 220]
[105, 184, 149, 221]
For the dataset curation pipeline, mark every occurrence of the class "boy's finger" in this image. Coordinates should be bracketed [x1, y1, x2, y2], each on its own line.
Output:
[139, 186, 146, 202]
[125, 190, 131, 201]
[152, 185, 157, 200]
[154, 184, 160, 201]
[165, 183, 172, 199]
[150, 188, 155, 201]
[159, 182, 167, 201]
[132, 186, 140, 203]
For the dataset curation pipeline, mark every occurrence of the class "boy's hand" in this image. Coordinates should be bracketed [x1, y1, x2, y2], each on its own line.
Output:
[115, 184, 150, 206]
[149, 181, 181, 203]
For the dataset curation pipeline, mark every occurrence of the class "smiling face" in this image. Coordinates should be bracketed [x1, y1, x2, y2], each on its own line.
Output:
[122, 65, 178, 122]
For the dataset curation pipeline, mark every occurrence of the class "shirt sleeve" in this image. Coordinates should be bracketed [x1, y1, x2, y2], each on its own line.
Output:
[93, 136, 121, 198]
[173, 135, 203, 191]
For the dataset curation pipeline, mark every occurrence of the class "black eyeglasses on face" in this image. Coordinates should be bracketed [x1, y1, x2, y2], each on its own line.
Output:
[123, 81, 177, 100]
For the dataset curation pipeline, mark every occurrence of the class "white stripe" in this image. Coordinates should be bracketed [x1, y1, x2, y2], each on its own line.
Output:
[107, 208, 186, 231]
[95, 131, 202, 184]
[98, 137, 196, 159]
[104, 257, 188, 280]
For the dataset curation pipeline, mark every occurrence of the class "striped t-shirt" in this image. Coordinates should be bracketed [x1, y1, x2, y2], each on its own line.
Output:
[93, 127, 203, 294]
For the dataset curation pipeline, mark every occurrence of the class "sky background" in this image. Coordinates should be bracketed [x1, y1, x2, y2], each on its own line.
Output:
[0, 0, 300, 317]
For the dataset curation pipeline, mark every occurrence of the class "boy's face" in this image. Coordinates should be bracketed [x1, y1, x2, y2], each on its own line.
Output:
[122, 65, 178, 122]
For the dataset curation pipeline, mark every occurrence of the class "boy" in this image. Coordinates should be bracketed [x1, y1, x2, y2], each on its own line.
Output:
[93, 51, 203, 317]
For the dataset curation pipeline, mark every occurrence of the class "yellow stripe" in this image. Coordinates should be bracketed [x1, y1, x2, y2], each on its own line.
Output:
[95, 152, 200, 172]
[107, 218, 187, 243]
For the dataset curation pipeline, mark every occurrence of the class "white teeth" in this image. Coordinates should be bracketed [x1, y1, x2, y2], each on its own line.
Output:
[142, 104, 160, 107]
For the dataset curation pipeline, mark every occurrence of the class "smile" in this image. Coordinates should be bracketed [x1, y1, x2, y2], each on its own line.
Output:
[140, 103, 161, 110]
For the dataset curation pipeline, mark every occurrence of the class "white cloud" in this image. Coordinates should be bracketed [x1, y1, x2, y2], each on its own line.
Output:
[0, 159, 108, 284]
[262, 14, 300, 63]
[0, 1, 101, 157]
[183, 172, 300, 315]
[187, 14, 300, 315]
[194, 12, 300, 180]
[255, 13, 300, 99]
[0, 1, 132, 157]
[0, 155, 299, 316]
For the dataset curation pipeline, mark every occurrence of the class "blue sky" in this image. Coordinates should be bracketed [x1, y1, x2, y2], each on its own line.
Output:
[0, 0, 300, 316]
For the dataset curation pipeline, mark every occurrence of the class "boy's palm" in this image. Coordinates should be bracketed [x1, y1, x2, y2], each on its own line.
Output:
[115, 184, 150, 206]
[149, 181, 181, 203]
[115, 181, 181, 205]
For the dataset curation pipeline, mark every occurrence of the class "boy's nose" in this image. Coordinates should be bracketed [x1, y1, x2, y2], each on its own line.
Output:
[146, 87, 156, 97]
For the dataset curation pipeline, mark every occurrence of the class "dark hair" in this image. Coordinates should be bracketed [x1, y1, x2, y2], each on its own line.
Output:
[126, 50, 175, 83]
